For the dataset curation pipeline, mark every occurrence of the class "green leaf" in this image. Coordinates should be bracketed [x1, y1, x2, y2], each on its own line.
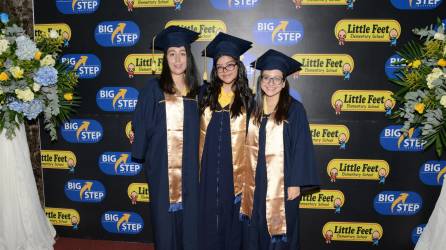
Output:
[435, 135, 443, 157]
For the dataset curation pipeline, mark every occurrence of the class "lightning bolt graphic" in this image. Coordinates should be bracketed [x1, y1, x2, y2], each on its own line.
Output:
[111, 23, 126, 44]
[79, 182, 93, 200]
[114, 154, 129, 174]
[112, 89, 128, 108]
[76, 121, 90, 141]
[391, 193, 409, 213]
[74, 56, 88, 71]
[72, 0, 78, 11]
[271, 21, 289, 43]
[117, 213, 131, 231]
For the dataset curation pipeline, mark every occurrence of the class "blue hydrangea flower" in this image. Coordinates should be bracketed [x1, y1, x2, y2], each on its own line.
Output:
[23, 99, 44, 119]
[0, 13, 8, 24]
[33, 66, 58, 86]
[8, 101, 26, 113]
[15, 35, 38, 60]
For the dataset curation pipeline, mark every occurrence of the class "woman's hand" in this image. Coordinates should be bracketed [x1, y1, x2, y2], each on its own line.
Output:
[287, 186, 301, 200]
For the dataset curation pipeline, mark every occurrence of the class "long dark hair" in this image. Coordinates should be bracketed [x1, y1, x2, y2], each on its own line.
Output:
[252, 71, 291, 126]
[159, 45, 199, 98]
[199, 56, 253, 117]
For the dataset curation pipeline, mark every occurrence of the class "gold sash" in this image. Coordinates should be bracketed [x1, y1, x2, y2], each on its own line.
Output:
[163, 94, 184, 204]
[241, 115, 287, 237]
[199, 107, 247, 196]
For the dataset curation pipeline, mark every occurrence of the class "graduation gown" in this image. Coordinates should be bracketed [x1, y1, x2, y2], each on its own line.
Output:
[247, 100, 320, 250]
[198, 87, 248, 250]
[132, 79, 199, 250]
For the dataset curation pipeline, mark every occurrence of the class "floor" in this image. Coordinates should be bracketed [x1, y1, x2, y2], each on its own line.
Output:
[54, 237, 154, 250]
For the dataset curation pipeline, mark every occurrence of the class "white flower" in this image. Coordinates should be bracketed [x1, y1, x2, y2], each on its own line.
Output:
[40, 55, 56, 67]
[0, 39, 9, 54]
[9, 66, 24, 79]
[15, 88, 35, 102]
[434, 32, 445, 41]
[426, 68, 445, 89]
[441, 95, 446, 108]
[49, 30, 59, 39]
[32, 83, 41, 92]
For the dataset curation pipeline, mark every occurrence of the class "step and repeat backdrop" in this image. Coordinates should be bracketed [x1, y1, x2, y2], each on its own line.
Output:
[35, 0, 446, 249]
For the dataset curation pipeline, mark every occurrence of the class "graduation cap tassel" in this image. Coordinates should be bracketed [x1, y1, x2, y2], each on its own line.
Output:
[202, 48, 208, 82]
[151, 35, 157, 74]
[251, 59, 257, 94]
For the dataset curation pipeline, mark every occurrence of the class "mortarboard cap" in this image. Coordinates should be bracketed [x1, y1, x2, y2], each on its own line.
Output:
[250, 49, 302, 77]
[202, 32, 252, 60]
[153, 25, 200, 51]
[201, 32, 252, 81]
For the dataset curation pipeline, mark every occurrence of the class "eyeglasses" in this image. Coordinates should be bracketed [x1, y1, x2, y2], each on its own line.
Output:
[216, 63, 237, 73]
[261, 75, 284, 85]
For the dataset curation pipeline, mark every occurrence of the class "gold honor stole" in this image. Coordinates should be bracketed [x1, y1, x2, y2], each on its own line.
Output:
[241, 115, 287, 237]
[162, 93, 185, 206]
[199, 107, 247, 196]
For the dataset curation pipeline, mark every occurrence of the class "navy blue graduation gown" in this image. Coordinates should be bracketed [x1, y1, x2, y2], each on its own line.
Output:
[198, 89, 247, 250]
[247, 100, 320, 250]
[132, 79, 199, 250]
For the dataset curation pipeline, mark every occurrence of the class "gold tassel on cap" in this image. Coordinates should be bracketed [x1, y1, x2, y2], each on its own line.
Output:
[263, 95, 269, 115]
[152, 35, 157, 74]
[251, 60, 257, 94]
[202, 48, 208, 82]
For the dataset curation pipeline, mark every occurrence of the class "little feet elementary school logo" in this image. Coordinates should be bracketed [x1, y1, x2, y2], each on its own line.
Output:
[292, 54, 354, 78]
[294, 0, 357, 9]
[300, 190, 345, 213]
[165, 20, 227, 41]
[310, 124, 350, 149]
[45, 207, 80, 229]
[331, 90, 395, 115]
[41, 150, 77, 171]
[123, 0, 183, 11]
[124, 54, 164, 76]
[128, 183, 149, 204]
[335, 19, 401, 45]
[323, 222, 383, 245]
[34, 23, 72, 46]
[327, 159, 390, 184]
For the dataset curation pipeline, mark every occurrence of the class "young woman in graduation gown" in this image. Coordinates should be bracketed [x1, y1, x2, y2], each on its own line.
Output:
[198, 32, 254, 250]
[131, 26, 200, 250]
[240, 49, 320, 250]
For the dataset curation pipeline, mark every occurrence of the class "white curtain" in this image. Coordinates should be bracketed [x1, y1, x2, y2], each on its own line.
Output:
[415, 175, 446, 250]
[0, 124, 56, 250]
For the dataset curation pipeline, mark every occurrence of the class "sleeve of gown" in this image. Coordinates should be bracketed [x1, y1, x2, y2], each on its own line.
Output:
[288, 102, 320, 187]
[131, 81, 156, 163]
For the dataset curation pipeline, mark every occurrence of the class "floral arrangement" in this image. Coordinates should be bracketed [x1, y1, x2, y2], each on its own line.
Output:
[0, 12, 79, 140]
[390, 18, 446, 156]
